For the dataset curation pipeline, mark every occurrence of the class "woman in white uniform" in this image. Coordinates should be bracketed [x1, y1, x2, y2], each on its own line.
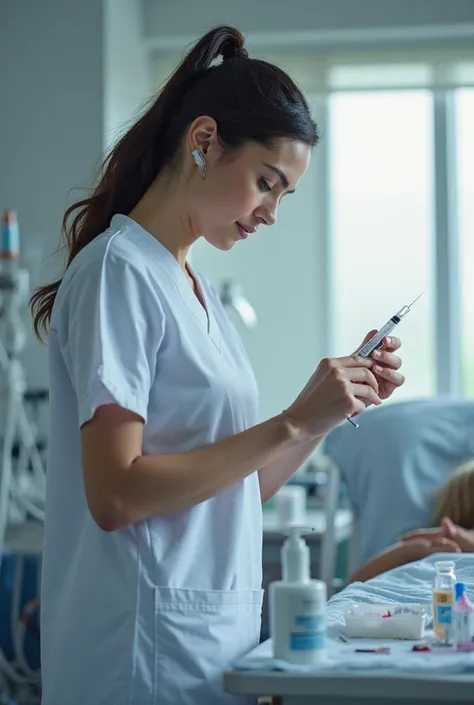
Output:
[31, 26, 405, 705]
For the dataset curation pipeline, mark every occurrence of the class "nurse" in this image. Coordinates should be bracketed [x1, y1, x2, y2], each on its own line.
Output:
[31, 25, 405, 705]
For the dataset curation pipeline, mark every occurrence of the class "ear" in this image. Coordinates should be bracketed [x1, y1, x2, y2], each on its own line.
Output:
[187, 116, 219, 158]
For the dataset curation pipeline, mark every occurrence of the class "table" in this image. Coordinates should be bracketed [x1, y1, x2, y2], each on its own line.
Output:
[225, 660, 474, 705]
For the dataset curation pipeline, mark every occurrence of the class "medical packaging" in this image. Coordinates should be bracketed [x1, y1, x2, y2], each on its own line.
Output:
[344, 603, 428, 640]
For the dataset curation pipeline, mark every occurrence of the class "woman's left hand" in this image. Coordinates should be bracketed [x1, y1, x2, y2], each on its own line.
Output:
[363, 330, 404, 400]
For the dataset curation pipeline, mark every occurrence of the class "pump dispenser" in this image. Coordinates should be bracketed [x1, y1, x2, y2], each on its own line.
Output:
[269, 527, 327, 664]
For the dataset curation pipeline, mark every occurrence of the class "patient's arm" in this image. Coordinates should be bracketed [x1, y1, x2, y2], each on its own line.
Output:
[402, 517, 474, 553]
[349, 537, 461, 583]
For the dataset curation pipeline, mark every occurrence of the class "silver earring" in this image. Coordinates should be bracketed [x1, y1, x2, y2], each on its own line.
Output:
[191, 149, 207, 179]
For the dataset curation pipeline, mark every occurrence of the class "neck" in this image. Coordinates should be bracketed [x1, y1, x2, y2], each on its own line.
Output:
[128, 174, 196, 271]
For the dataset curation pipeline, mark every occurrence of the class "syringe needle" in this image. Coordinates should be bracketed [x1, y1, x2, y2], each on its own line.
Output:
[407, 292, 424, 309]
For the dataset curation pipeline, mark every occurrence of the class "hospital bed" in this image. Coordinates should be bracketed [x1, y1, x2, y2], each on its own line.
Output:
[225, 552, 474, 704]
[321, 398, 474, 583]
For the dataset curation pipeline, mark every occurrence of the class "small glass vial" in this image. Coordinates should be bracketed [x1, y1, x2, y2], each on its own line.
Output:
[432, 561, 456, 639]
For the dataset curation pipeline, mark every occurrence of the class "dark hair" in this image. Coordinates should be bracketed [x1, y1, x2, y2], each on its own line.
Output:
[31, 25, 319, 340]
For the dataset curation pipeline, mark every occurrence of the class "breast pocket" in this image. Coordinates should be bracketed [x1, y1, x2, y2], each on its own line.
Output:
[153, 585, 263, 705]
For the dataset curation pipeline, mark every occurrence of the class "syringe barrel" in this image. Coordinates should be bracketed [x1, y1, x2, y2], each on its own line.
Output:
[357, 317, 399, 358]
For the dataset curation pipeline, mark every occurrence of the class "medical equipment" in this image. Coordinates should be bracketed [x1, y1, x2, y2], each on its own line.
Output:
[344, 603, 428, 640]
[347, 292, 424, 427]
[269, 526, 327, 665]
[433, 561, 456, 638]
[0, 211, 46, 698]
[452, 583, 474, 651]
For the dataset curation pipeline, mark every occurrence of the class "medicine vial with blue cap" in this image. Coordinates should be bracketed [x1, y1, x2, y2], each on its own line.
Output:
[269, 526, 327, 664]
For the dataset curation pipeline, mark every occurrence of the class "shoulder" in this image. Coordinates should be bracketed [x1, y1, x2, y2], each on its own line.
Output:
[52, 216, 166, 327]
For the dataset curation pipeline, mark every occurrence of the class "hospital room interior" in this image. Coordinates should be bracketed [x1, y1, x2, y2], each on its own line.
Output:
[1, 0, 474, 703]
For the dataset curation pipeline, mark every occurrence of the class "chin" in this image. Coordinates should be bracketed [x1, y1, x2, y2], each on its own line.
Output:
[204, 234, 237, 252]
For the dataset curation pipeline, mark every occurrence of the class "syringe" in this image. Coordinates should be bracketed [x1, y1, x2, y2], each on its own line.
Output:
[347, 292, 423, 428]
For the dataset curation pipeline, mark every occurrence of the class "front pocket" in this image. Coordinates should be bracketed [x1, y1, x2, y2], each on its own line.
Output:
[153, 586, 263, 705]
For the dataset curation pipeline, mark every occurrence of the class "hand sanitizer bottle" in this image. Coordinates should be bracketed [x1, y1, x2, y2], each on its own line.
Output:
[269, 526, 326, 665]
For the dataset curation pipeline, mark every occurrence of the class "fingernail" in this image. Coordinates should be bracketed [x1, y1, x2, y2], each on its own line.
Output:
[385, 336, 392, 345]
[374, 365, 382, 373]
[372, 350, 381, 358]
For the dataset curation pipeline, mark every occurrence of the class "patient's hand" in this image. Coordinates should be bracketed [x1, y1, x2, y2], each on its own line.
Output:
[401, 517, 474, 553]
[349, 537, 461, 583]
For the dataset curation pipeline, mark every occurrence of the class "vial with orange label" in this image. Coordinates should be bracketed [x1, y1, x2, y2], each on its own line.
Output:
[432, 561, 456, 639]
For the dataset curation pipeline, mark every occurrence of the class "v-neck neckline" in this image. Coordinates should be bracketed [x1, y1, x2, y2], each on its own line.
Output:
[185, 263, 210, 332]
[111, 214, 221, 350]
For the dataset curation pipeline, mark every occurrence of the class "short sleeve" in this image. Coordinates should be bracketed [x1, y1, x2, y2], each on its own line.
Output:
[58, 247, 165, 427]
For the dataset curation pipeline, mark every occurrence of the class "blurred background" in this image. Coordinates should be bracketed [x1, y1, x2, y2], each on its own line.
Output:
[0, 0, 473, 700]
[1, 0, 473, 424]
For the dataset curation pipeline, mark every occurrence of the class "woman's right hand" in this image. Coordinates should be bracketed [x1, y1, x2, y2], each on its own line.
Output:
[283, 352, 381, 440]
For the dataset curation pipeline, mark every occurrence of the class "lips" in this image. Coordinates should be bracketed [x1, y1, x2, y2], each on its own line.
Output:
[236, 222, 256, 239]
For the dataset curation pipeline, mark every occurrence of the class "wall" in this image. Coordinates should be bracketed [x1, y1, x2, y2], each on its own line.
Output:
[0, 0, 104, 389]
[103, 0, 152, 151]
[142, 0, 474, 45]
[0, 0, 152, 392]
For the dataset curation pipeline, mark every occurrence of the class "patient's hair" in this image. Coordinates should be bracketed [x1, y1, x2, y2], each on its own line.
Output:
[431, 459, 474, 529]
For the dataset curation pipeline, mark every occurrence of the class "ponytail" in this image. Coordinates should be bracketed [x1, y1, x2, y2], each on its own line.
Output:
[31, 25, 317, 340]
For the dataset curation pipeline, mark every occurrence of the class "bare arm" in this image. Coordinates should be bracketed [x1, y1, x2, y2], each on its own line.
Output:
[82, 354, 383, 532]
[82, 404, 298, 531]
[349, 537, 461, 583]
[258, 434, 326, 503]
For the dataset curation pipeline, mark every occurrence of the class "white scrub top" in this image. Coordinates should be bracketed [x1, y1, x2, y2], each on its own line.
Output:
[41, 214, 263, 705]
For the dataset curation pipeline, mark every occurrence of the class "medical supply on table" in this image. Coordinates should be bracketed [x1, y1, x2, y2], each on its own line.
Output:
[412, 643, 432, 652]
[347, 292, 424, 428]
[274, 484, 307, 527]
[452, 582, 474, 651]
[344, 603, 428, 640]
[355, 647, 390, 654]
[432, 560, 456, 638]
[269, 526, 327, 665]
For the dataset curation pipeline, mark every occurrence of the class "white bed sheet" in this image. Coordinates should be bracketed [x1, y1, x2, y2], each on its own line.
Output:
[235, 553, 474, 675]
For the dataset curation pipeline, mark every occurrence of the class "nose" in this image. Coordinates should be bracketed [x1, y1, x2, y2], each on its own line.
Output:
[255, 202, 277, 227]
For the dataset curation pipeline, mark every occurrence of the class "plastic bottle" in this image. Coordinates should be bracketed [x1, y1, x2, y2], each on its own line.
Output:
[1, 209, 20, 260]
[452, 582, 474, 651]
[432, 561, 456, 639]
[269, 526, 326, 665]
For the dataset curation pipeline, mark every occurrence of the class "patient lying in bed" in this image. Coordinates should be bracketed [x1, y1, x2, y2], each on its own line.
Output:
[350, 459, 474, 583]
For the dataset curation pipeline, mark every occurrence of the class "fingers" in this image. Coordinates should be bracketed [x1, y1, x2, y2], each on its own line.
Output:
[382, 336, 401, 352]
[351, 382, 382, 407]
[441, 516, 458, 540]
[371, 346, 404, 388]
[429, 538, 461, 553]
[337, 354, 374, 369]
[371, 349, 402, 370]
[347, 367, 379, 395]
[401, 528, 442, 542]
[372, 365, 405, 389]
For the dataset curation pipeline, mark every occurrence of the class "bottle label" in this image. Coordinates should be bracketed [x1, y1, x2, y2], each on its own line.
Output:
[454, 612, 474, 646]
[290, 614, 325, 651]
[433, 590, 453, 627]
[437, 604, 452, 624]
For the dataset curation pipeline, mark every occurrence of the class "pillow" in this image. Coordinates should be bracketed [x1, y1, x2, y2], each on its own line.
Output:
[324, 399, 474, 567]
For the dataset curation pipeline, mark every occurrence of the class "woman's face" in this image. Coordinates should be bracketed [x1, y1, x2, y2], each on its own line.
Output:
[188, 132, 311, 251]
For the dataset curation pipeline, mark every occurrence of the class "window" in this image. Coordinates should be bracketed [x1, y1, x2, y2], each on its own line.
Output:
[329, 91, 435, 399]
[457, 89, 474, 394]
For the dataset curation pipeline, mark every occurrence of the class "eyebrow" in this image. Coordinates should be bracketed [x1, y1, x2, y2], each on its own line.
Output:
[262, 163, 295, 194]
